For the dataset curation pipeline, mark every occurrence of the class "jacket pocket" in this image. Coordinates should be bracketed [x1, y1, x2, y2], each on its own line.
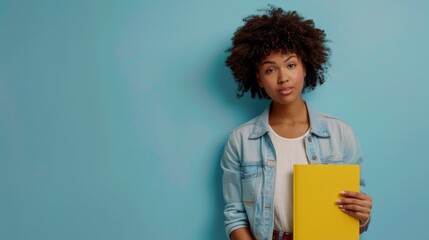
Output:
[241, 164, 262, 206]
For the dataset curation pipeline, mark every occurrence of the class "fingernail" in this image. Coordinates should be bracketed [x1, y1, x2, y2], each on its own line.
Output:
[336, 200, 341, 204]
[340, 191, 346, 195]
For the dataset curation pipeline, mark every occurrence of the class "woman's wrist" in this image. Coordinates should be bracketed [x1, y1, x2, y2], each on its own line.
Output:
[359, 217, 370, 227]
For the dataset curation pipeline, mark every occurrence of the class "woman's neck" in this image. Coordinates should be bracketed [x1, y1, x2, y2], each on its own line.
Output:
[269, 98, 308, 124]
[268, 98, 310, 138]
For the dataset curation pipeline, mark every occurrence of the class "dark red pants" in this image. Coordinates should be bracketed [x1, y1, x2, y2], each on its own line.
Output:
[272, 230, 293, 240]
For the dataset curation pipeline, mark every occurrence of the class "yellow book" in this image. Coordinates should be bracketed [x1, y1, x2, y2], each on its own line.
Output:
[293, 164, 360, 240]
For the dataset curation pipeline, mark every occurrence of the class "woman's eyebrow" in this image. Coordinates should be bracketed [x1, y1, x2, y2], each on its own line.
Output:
[283, 55, 296, 62]
[261, 60, 276, 65]
[261, 55, 297, 65]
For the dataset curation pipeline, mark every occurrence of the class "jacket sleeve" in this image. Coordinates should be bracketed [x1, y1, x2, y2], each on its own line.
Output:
[342, 124, 370, 233]
[220, 131, 249, 238]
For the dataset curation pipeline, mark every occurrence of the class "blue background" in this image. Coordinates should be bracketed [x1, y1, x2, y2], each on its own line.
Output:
[1, 0, 428, 239]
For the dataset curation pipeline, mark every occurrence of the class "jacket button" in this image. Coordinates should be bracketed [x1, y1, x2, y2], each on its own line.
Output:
[312, 155, 317, 161]
[307, 136, 312, 142]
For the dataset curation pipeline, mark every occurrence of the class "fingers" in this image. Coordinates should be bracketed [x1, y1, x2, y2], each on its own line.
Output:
[340, 191, 372, 201]
[339, 191, 373, 209]
[336, 198, 372, 209]
[337, 200, 370, 214]
[340, 208, 370, 223]
[337, 191, 373, 223]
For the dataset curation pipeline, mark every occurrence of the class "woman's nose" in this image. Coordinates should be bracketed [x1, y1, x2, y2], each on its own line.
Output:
[277, 69, 289, 84]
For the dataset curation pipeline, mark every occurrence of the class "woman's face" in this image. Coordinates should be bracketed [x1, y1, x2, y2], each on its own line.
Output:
[256, 52, 306, 106]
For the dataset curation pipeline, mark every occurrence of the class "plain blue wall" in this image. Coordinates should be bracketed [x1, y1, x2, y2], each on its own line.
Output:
[1, 0, 428, 239]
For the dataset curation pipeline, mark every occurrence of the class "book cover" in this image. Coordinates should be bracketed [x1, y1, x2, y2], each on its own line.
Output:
[293, 164, 360, 240]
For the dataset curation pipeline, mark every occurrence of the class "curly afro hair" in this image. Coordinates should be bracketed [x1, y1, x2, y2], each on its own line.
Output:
[226, 6, 330, 98]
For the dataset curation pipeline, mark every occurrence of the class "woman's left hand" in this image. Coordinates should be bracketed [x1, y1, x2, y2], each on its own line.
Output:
[336, 191, 372, 225]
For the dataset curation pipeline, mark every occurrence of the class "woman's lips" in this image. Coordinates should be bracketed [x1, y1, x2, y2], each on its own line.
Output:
[279, 87, 293, 95]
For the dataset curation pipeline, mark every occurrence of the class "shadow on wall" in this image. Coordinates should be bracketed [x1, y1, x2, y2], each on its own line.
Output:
[210, 44, 269, 120]
[207, 42, 269, 240]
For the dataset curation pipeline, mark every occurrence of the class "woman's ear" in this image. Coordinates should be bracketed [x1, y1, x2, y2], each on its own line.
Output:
[256, 73, 263, 88]
[303, 63, 307, 78]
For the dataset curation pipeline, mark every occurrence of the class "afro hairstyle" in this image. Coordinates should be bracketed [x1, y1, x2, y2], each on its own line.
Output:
[225, 6, 331, 98]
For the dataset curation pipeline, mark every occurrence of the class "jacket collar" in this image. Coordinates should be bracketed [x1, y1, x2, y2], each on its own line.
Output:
[249, 102, 331, 139]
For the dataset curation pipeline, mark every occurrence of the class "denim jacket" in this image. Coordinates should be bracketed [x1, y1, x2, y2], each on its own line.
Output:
[221, 103, 366, 240]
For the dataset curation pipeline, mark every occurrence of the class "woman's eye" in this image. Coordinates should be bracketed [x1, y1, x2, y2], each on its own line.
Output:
[288, 64, 296, 69]
[265, 68, 275, 74]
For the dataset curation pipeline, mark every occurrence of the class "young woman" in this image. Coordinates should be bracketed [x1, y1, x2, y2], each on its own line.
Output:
[221, 7, 372, 240]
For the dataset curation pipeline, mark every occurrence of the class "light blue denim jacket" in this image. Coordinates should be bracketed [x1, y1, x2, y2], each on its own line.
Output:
[221, 103, 366, 240]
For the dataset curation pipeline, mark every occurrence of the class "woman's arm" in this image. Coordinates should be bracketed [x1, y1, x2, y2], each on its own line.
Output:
[230, 228, 254, 240]
[221, 132, 251, 238]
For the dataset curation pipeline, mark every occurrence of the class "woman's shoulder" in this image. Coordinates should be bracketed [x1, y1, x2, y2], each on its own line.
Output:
[309, 106, 349, 125]
[319, 112, 349, 125]
[308, 107, 355, 137]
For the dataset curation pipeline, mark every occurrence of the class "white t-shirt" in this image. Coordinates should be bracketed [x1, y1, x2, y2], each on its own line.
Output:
[269, 127, 310, 232]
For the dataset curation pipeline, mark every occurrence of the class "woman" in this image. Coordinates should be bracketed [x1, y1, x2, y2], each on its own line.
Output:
[221, 7, 372, 240]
